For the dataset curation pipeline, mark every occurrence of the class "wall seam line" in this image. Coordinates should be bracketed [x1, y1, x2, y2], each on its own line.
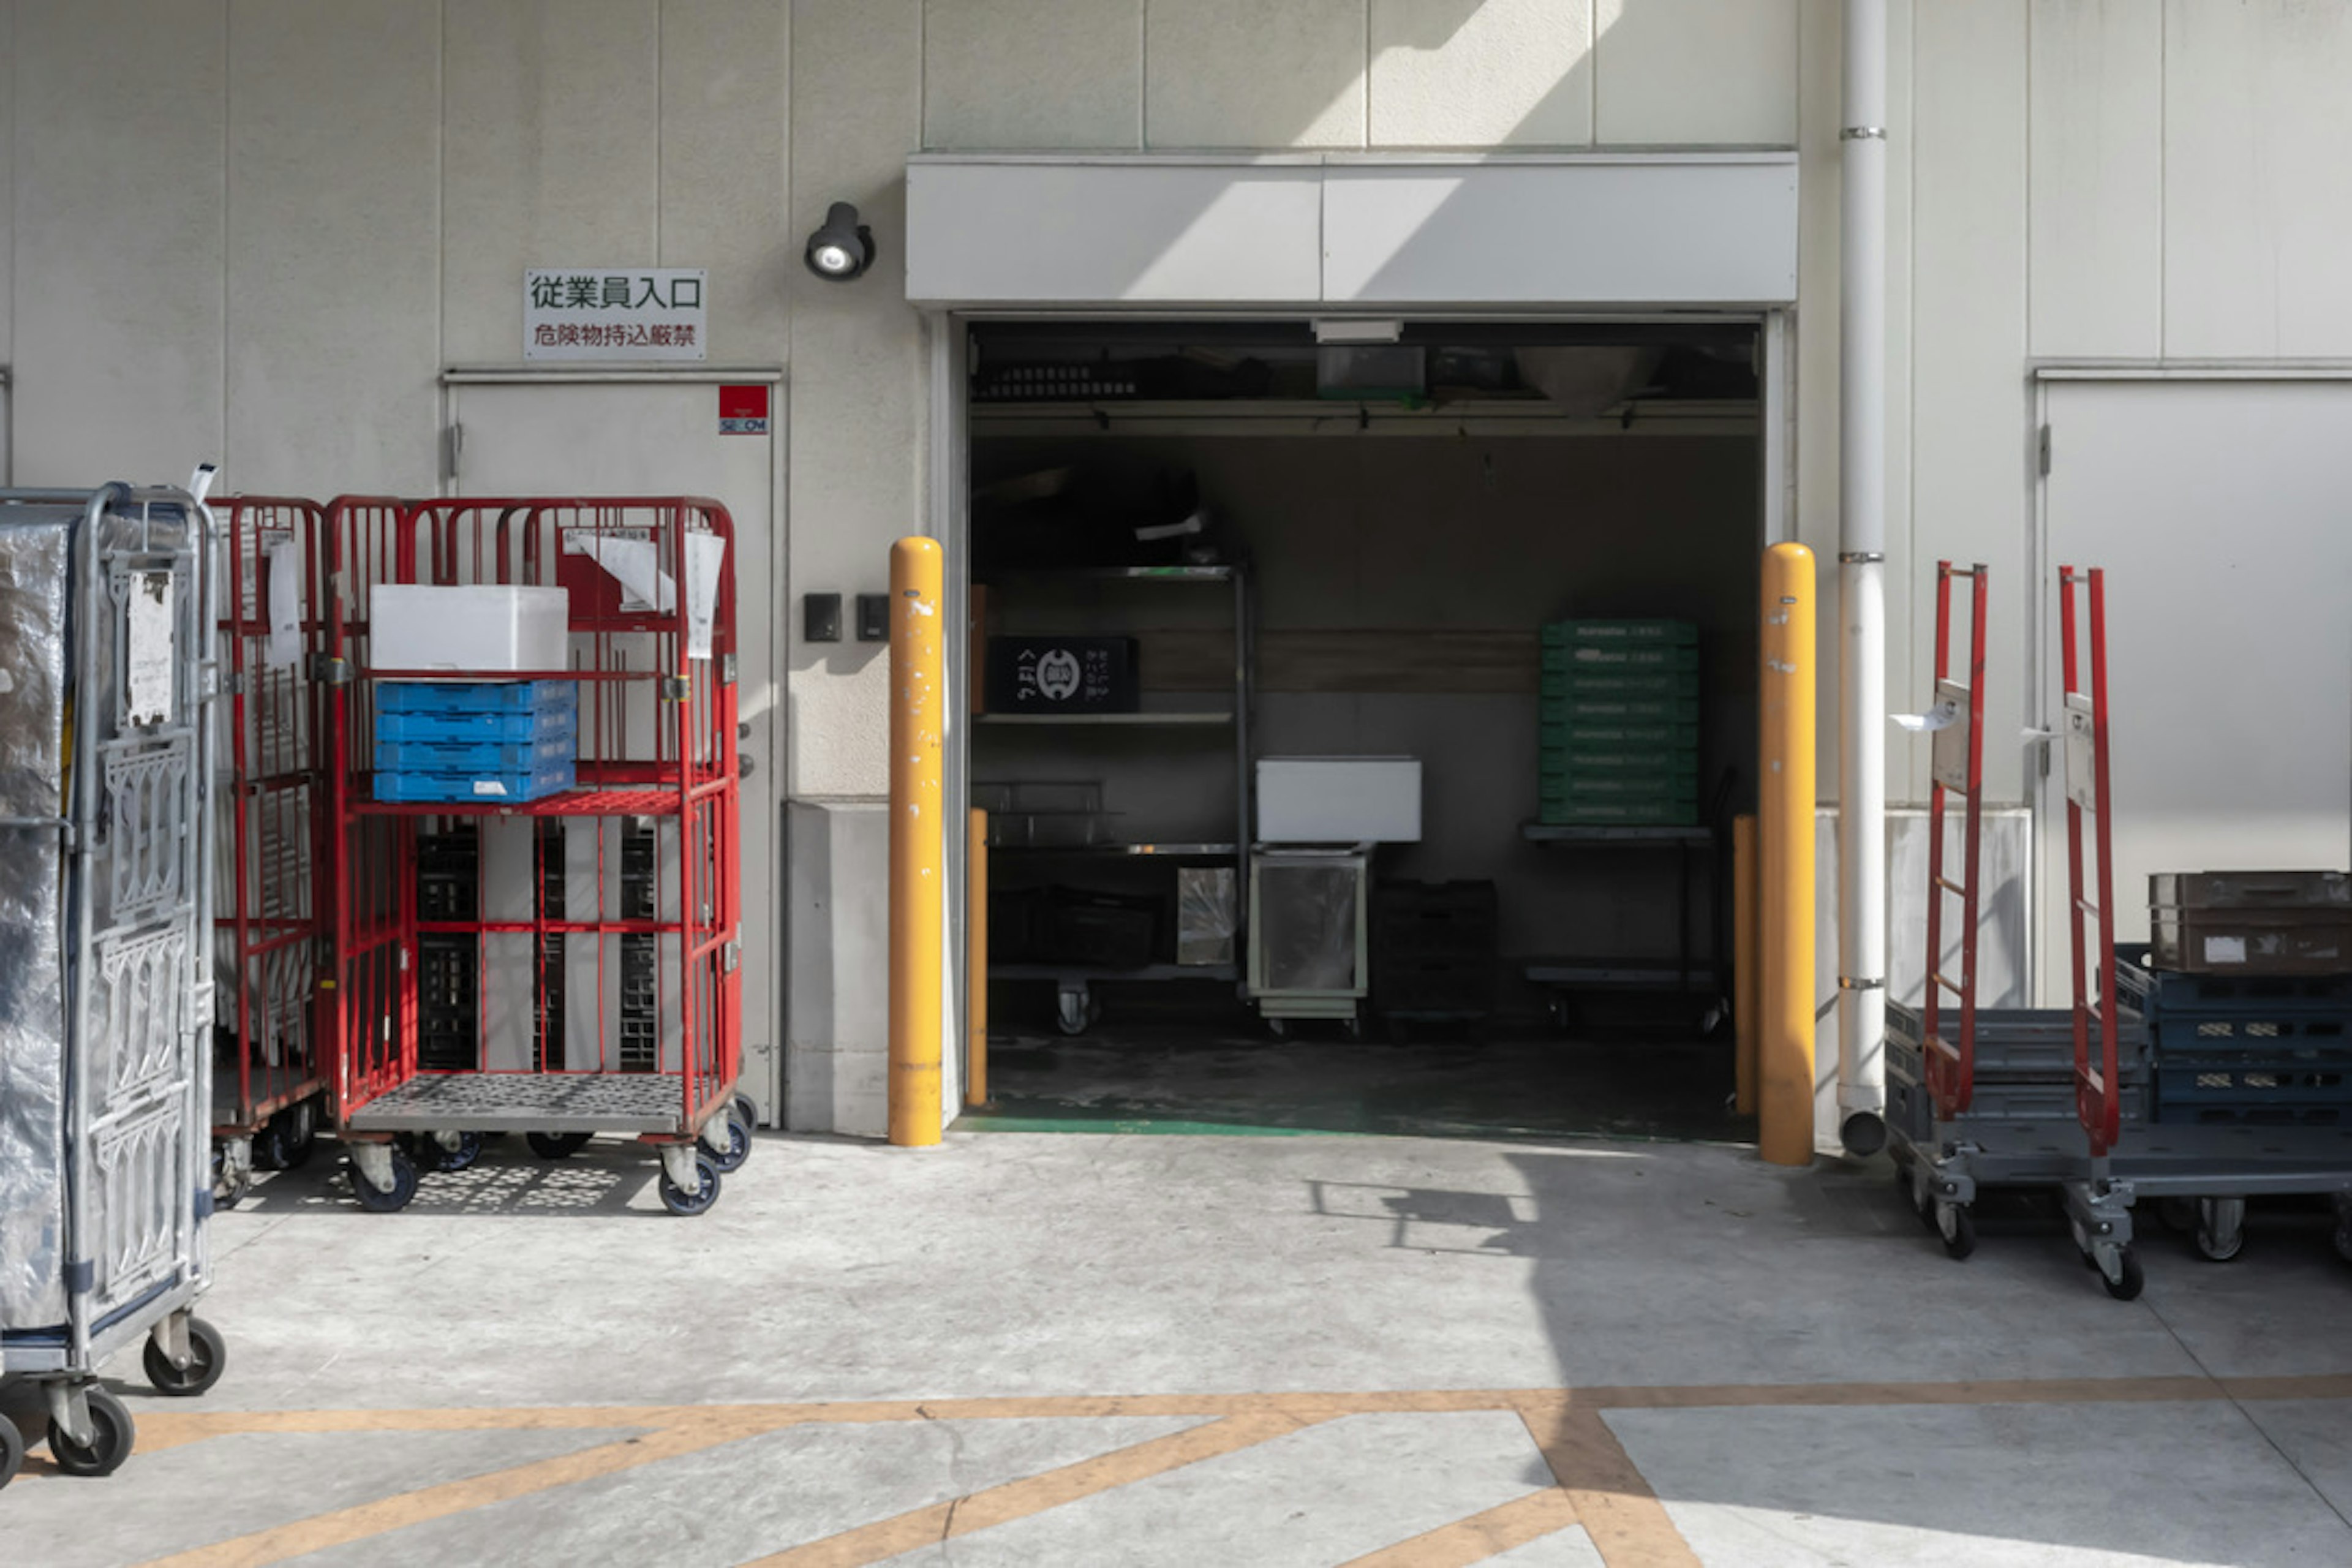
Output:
[221, 0, 231, 478]
[1139, 0, 1149, 149]
[2157, 1, 2167, 358]
[654, 0, 664, 263]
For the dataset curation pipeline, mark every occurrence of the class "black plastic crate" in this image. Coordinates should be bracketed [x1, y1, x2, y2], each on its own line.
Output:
[1049, 889, 1164, 970]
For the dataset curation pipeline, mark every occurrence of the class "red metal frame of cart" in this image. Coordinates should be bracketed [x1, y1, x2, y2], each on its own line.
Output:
[211, 496, 332, 1151]
[320, 497, 741, 1151]
[2059, 565, 2125, 1157]
[1922, 560, 1989, 1118]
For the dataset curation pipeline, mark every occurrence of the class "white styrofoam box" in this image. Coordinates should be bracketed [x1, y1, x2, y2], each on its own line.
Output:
[369, 584, 568, 674]
[1256, 757, 1422, 844]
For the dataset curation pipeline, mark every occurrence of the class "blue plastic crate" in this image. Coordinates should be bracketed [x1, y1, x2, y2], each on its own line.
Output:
[374, 760, 576, 804]
[375, 730, 576, 774]
[2116, 943, 2352, 1019]
[376, 706, 578, 744]
[379, 679, 578, 718]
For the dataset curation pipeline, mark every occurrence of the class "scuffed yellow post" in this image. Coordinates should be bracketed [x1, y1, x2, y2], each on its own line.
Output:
[1759, 543, 1817, 1167]
[889, 538, 944, 1147]
[1733, 812, 1759, 1117]
[967, 808, 991, 1110]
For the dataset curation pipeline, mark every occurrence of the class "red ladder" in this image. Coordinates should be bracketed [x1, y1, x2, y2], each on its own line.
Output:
[1923, 560, 1989, 1118]
[2059, 565, 2124, 1156]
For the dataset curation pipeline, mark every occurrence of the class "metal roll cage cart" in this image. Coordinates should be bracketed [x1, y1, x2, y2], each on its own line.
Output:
[209, 496, 333, 1207]
[1, 478, 229, 1487]
[322, 497, 749, 1216]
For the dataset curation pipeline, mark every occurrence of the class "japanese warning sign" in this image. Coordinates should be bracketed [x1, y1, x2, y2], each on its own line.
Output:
[524, 268, 707, 361]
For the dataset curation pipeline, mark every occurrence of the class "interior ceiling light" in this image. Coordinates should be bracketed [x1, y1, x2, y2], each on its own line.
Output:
[804, 202, 875, 282]
[1313, 318, 1404, 345]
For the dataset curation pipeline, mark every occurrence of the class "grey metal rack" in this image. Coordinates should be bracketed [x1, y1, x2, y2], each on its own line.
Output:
[1519, 821, 1726, 1027]
[976, 562, 1254, 1035]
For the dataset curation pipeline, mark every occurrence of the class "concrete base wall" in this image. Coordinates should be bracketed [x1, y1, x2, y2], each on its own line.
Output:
[786, 797, 892, 1136]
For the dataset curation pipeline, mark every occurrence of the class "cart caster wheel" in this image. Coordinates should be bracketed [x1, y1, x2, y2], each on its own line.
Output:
[0, 1409, 23, 1490]
[699, 1108, 752, 1174]
[2157, 1197, 2197, 1235]
[352, 1150, 418, 1213]
[734, 1094, 759, 1132]
[2102, 1247, 2146, 1302]
[1910, 1170, 1939, 1229]
[47, 1387, 134, 1478]
[1265, 1017, 1291, 1041]
[2195, 1199, 2246, 1264]
[252, 1122, 288, 1172]
[277, 1102, 318, 1169]
[211, 1146, 250, 1211]
[1937, 1200, 1977, 1261]
[526, 1131, 594, 1159]
[658, 1152, 723, 1216]
[144, 1316, 227, 1397]
[435, 1132, 485, 1174]
[1054, 993, 1100, 1036]
[1343, 1016, 1365, 1042]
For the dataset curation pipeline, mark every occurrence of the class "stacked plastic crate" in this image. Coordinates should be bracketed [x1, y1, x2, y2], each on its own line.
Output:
[1537, 619, 1700, 826]
[374, 680, 578, 804]
[2121, 872, 2352, 1128]
[1372, 880, 1499, 1029]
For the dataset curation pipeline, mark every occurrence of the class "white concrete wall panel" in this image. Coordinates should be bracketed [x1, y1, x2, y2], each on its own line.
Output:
[1593, 0, 1799, 146]
[0, 0, 14, 368]
[924, 0, 1143, 151]
[1367, 0, 1594, 148]
[227, 0, 440, 497]
[441, 0, 660, 366]
[2162, 1, 2352, 358]
[1905, 1, 2030, 806]
[906, 160, 1324, 306]
[788, 0, 924, 798]
[1795, 0, 1840, 793]
[1145, 0, 1368, 150]
[2027, 0, 2162, 360]
[660, 0, 791, 362]
[12, 0, 227, 486]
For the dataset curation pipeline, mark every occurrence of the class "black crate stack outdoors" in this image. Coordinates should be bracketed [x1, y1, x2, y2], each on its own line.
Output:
[1538, 619, 1700, 826]
[2122, 872, 2352, 1128]
[1373, 881, 1499, 1027]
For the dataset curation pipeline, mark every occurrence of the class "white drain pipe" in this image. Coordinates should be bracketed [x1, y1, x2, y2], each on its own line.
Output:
[1836, 0, 1890, 1154]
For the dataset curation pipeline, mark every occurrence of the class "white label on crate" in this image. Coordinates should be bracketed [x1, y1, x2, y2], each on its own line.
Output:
[2204, 935, 2248, 965]
[474, 780, 509, 797]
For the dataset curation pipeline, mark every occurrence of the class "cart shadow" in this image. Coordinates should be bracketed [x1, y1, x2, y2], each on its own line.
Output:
[226, 1139, 663, 1217]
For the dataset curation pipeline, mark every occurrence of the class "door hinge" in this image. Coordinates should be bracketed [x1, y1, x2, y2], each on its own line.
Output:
[445, 421, 464, 483]
[2037, 423, 2052, 477]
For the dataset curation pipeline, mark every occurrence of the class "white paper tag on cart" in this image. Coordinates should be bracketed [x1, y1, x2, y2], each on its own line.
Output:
[685, 532, 726, 661]
[123, 570, 176, 726]
[265, 538, 305, 669]
[2203, 935, 2248, 965]
[565, 529, 661, 612]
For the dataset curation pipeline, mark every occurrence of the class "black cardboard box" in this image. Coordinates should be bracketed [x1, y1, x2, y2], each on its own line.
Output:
[986, 636, 1140, 714]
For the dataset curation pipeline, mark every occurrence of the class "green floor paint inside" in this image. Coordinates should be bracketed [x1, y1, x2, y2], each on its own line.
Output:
[959, 1027, 1757, 1146]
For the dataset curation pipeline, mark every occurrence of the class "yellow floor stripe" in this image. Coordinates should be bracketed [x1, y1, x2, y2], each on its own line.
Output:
[1521, 1408, 1700, 1568]
[135, 1415, 779, 1568]
[1338, 1488, 1585, 1567]
[744, 1412, 1324, 1568]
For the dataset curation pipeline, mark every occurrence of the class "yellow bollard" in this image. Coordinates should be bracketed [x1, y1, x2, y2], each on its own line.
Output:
[1758, 543, 1817, 1167]
[967, 808, 991, 1110]
[1733, 813, 1759, 1116]
[889, 538, 945, 1147]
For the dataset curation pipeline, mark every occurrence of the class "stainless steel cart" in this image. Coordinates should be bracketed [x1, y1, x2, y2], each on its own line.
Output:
[1, 478, 227, 1483]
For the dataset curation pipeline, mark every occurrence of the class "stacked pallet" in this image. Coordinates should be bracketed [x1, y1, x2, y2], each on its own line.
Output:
[2124, 872, 2352, 1128]
[1537, 619, 1700, 826]
[1885, 1000, 2150, 1144]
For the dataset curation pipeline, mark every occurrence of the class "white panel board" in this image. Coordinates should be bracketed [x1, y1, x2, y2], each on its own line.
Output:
[660, 0, 791, 363]
[1368, 0, 1594, 149]
[1145, 0, 1367, 150]
[905, 159, 1324, 307]
[2163, 2, 2352, 358]
[1321, 157, 1798, 306]
[228, 0, 440, 496]
[2028, 1, 2162, 359]
[1593, 0, 1798, 146]
[923, 0, 1142, 150]
[12, 0, 226, 485]
[442, 0, 659, 364]
[2041, 382, 2352, 964]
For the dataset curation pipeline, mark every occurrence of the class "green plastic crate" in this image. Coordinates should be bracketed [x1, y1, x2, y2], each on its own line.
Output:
[1539, 772, 1699, 802]
[1539, 747, 1701, 778]
[1539, 668, 1701, 701]
[1539, 720, 1700, 751]
[1539, 693, 1703, 724]
[1540, 619, 1698, 647]
[1538, 799, 1702, 827]
[1541, 643, 1700, 674]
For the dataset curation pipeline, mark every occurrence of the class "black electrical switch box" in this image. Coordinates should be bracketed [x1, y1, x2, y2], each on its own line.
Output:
[804, 592, 842, 643]
[856, 593, 891, 642]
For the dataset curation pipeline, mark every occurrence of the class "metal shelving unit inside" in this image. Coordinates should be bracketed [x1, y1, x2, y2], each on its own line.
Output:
[975, 562, 1254, 1035]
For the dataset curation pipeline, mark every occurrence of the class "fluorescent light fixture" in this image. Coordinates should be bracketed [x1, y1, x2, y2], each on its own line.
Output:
[1313, 318, 1404, 345]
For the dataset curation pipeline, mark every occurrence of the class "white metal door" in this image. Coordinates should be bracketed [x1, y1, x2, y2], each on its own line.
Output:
[2037, 377, 2352, 992]
[447, 377, 784, 1121]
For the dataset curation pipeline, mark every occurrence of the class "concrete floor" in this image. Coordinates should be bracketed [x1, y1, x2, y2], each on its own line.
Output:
[4, 1128, 2350, 1566]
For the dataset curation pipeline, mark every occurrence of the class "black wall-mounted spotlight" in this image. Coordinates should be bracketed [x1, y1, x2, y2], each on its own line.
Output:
[804, 202, 875, 282]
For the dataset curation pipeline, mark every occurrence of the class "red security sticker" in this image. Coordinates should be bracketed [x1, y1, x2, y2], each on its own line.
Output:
[719, 384, 769, 435]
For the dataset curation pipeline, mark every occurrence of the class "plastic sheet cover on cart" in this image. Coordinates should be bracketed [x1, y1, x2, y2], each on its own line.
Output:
[0, 507, 76, 1331]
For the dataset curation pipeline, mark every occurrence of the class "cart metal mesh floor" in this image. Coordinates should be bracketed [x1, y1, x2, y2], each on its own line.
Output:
[346, 1073, 695, 1133]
